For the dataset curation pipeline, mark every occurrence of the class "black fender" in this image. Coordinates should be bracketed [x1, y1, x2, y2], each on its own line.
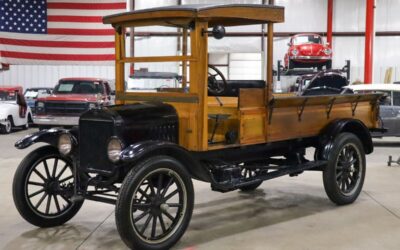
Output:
[120, 140, 211, 182]
[318, 119, 373, 160]
[15, 128, 68, 149]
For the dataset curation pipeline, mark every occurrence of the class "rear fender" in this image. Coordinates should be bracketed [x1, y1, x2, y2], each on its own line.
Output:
[15, 128, 67, 149]
[319, 119, 373, 159]
[120, 140, 210, 182]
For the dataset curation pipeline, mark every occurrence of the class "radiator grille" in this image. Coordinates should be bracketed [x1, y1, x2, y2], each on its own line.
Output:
[79, 119, 115, 174]
[45, 101, 88, 115]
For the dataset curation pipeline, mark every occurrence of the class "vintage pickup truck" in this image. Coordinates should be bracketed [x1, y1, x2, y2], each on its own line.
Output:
[13, 4, 381, 250]
[34, 78, 112, 129]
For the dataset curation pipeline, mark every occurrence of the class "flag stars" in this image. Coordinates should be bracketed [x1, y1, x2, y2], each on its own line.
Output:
[1, 0, 47, 34]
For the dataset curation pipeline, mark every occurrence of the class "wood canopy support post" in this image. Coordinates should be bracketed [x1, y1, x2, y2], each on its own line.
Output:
[115, 27, 125, 105]
[129, 0, 135, 76]
[190, 21, 209, 151]
[364, 0, 375, 84]
[182, 29, 188, 88]
[327, 0, 333, 48]
[266, 0, 274, 104]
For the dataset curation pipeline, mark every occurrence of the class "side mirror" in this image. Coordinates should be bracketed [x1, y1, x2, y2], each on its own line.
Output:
[203, 25, 226, 40]
[287, 42, 291, 46]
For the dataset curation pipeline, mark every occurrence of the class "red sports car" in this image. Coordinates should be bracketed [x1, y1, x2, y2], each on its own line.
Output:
[284, 33, 332, 70]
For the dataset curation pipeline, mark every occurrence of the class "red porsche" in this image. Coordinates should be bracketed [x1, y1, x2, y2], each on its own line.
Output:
[284, 33, 332, 70]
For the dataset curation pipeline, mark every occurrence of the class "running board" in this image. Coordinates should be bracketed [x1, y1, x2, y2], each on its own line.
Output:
[211, 160, 327, 192]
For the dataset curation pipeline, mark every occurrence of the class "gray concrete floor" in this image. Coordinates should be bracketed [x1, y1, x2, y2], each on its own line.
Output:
[1, 128, 400, 250]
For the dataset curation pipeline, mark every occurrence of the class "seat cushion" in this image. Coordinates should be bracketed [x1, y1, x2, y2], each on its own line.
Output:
[209, 80, 265, 97]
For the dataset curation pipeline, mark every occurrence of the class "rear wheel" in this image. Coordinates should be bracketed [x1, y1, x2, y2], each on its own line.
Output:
[323, 133, 366, 205]
[12, 146, 83, 227]
[116, 156, 194, 250]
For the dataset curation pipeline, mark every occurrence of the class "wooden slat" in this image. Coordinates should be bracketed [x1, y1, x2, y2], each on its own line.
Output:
[270, 93, 380, 108]
[239, 88, 264, 108]
[114, 30, 125, 105]
[116, 91, 199, 103]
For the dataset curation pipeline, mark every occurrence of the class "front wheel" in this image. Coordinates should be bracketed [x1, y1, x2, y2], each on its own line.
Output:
[323, 133, 366, 205]
[116, 156, 194, 250]
[1, 117, 12, 134]
[12, 146, 83, 227]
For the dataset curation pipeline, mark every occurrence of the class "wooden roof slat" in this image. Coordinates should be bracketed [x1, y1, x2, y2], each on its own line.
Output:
[103, 4, 284, 27]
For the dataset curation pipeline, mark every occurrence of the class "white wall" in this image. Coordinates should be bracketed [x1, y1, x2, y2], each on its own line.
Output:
[1, 0, 400, 88]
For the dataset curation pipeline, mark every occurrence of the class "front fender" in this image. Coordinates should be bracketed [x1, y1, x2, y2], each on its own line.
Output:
[120, 140, 211, 182]
[15, 128, 67, 149]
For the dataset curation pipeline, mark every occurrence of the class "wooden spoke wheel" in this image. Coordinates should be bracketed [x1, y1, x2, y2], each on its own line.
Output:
[116, 156, 194, 250]
[323, 133, 366, 205]
[12, 146, 83, 227]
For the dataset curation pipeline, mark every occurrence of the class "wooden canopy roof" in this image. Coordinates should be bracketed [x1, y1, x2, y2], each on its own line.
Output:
[103, 4, 284, 28]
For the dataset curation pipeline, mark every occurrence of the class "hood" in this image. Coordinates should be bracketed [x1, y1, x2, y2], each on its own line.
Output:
[38, 93, 98, 102]
[294, 43, 326, 56]
[303, 71, 348, 91]
[80, 102, 178, 144]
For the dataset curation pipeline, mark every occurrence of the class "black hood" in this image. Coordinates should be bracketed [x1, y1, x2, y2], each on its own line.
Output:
[80, 102, 179, 144]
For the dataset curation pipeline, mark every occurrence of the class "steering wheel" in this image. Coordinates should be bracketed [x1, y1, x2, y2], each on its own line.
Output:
[208, 65, 228, 95]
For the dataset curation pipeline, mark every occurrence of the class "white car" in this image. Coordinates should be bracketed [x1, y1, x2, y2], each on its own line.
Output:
[0, 87, 32, 134]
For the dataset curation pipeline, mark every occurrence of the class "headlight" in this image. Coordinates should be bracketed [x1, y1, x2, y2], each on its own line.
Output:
[291, 49, 298, 56]
[107, 137, 122, 163]
[58, 133, 73, 155]
[37, 102, 44, 108]
[324, 48, 332, 55]
[89, 103, 97, 109]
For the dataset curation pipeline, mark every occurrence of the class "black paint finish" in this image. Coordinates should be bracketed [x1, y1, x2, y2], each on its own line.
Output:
[79, 102, 179, 175]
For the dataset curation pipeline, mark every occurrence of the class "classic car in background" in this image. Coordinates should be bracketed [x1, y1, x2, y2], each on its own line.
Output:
[0, 86, 32, 134]
[24, 87, 53, 115]
[345, 84, 400, 137]
[288, 69, 348, 95]
[284, 33, 332, 70]
[34, 78, 112, 129]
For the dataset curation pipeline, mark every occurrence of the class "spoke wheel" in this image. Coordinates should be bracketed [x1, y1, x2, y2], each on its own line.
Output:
[239, 167, 263, 192]
[323, 133, 366, 205]
[116, 156, 194, 250]
[13, 146, 83, 227]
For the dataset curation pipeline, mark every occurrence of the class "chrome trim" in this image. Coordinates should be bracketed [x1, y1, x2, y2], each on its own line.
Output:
[290, 56, 331, 60]
[34, 115, 80, 126]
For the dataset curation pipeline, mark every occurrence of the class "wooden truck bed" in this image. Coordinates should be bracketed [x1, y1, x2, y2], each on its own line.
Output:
[207, 90, 380, 149]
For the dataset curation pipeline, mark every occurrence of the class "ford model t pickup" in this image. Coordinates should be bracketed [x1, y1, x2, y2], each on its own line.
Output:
[13, 4, 381, 250]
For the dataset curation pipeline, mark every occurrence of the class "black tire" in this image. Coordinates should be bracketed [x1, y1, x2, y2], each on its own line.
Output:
[288, 59, 295, 69]
[239, 168, 262, 192]
[323, 133, 366, 205]
[12, 145, 83, 227]
[116, 155, 194, 250]
[326, 60, 332, 69]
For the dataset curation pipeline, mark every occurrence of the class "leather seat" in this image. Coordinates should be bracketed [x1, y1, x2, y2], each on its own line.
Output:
[209, 80, 265, 97]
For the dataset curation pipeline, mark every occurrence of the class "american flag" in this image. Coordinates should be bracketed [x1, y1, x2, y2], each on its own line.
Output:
[0, 0, 126, 65]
